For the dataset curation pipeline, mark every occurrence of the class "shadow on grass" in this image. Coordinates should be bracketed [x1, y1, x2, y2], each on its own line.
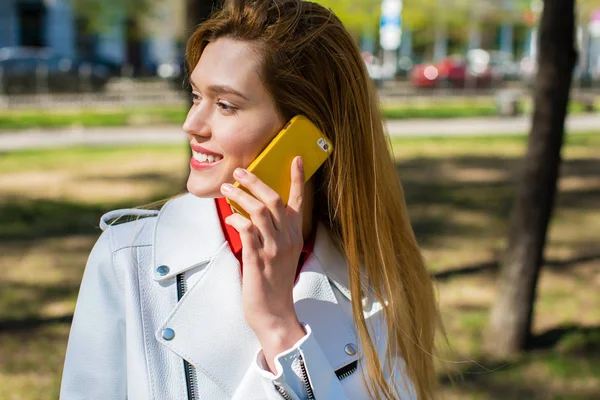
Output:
[529, 324, 600, 353]
[82, 171, 179, 185]
[0, 315, 73, 331]
[440, 324, 600, 399]
[0, 198, 108, 241]
[433, 252, 600, 281]
[398, 155, 600, 247]
[0, 281, 80, 326]
[0, 193, 174, 242]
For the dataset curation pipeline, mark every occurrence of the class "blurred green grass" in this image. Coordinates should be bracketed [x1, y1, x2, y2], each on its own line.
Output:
[1, 133, 599, 399]
[0, 107, 184, 130]
[0, 97, 597, 130]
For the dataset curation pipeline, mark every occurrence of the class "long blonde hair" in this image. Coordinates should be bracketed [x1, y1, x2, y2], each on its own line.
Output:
[186, 1, 441, 398]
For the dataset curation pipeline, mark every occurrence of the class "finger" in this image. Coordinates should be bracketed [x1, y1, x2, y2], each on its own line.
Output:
[233, 168, 286, 231]
[221, 183, 276, 235]
[287, 156, 304, 223]
[225, 213, 263, 252]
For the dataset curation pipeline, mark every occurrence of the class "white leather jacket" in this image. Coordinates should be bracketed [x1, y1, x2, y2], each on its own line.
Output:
[60, 193, 415, 399]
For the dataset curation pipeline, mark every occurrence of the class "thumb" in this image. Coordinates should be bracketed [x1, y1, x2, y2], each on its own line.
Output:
[287, 156, 305, 220]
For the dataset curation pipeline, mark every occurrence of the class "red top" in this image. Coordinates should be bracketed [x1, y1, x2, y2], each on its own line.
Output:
[214, 197, 316, 281]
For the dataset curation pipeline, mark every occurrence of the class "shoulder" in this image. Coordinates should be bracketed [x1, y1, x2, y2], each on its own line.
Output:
[98, 193, 217, 252]
[98, 208, 159, 251]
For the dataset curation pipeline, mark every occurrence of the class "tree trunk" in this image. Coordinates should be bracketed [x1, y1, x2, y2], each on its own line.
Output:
[183, 0, 220, 82]
[484, 0, 577, 357]
[185, 0, 219, 39]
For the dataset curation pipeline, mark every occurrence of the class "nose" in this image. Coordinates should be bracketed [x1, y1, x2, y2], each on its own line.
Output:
[182, 103, 211, 139]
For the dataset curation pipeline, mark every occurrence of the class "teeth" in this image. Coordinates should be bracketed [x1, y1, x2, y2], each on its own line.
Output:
[193, 150, 222, 163]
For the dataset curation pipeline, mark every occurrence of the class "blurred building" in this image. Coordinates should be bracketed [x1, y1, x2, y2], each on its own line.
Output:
[0, 0, 75, 57]
[0, 0, 184, 76]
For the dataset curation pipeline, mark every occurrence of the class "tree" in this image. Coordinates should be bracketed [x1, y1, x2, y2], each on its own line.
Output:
[70, 0, 156, 33]
[484, 0, 577, 357]
[185, 0, 220, 39]
[71, 0, 183, 75]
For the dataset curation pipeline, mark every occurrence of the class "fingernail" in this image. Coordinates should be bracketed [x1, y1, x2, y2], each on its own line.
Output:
[234, 168, 247, 179]
[296, 157, 303, 170]
[221, 183, 233, 193]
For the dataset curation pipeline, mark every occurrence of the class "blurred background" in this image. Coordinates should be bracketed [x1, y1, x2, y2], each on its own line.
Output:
[0, 0, 599, 399]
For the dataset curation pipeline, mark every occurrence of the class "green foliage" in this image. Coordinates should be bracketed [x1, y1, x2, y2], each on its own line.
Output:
[70, 0, 161, 34]
[316, 0, 548, 52]
[578, 0, 599, 17]
[315, 0, 380, 38]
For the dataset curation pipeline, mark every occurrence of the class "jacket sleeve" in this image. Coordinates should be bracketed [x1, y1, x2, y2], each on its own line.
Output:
[60, 229, 127, 399]
[253, 320, 416, 400]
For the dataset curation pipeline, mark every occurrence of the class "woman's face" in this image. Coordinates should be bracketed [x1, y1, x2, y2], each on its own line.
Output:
[183, 38, 285, 198]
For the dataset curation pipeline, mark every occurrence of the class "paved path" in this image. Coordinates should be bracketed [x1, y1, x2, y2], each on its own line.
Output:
[1, 114, 599, 151]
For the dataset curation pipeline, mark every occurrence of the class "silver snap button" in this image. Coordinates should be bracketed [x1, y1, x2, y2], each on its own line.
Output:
[344, 343, 357, 356]
[162, 328, 175, 341]
[157, 265, 170, 276]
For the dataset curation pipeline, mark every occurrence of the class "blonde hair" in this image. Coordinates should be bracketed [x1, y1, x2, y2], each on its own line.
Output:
[186, 1, 441, 398]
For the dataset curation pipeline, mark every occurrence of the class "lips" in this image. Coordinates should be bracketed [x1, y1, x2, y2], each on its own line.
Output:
[189, 144, 223, 171]
[190, 144, 223, 157]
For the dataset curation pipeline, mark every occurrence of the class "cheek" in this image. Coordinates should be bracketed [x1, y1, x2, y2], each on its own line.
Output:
[220, 122, 278, 163]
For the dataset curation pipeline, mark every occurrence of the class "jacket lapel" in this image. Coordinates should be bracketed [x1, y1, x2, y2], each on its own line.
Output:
[151, 193, 359, 397]
[152, 194, 226, 281]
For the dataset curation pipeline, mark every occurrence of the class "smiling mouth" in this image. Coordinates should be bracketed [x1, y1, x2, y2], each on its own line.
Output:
[192, 150, 223, 163]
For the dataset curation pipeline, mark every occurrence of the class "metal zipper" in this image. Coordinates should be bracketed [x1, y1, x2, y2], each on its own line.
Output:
[177, 273, 199, 400]
[273, 353, 316, 400]
[274, 357, 357, 399]
[298, 353, 316, 400]
[335, 361, 358, 381]
[274, 384, 294, 400]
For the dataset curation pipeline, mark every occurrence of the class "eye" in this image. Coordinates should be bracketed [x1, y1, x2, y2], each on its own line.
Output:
[217, 101, 238, 115]
[190, 92, 202, 104]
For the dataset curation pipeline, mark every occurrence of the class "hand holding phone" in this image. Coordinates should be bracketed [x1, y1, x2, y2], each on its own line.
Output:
[219, 115, 333, 362]
[226, 115, 333, 218]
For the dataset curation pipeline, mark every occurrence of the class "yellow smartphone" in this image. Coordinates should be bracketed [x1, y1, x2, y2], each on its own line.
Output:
[227, 115, 334, 218]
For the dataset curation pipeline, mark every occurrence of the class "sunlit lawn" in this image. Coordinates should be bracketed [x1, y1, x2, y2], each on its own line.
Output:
[1, 132, 599, 399]
[1, 97, 598, 130]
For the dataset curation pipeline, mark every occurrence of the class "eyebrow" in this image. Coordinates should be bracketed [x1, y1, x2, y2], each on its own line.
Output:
[190, 79, 249, 101]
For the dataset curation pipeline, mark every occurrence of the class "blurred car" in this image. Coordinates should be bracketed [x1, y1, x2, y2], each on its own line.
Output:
[362, 52, 392, 82]
[519, 56, 537, 86]
[520, 56, 600, 89]
[396, 55, 421, 79]
[0, 47, 111, 94]
[153, 51, 192, 92]
[157, 60, 182, 81]
[488, 50, 521, 81]
[410, 55, 493, 89]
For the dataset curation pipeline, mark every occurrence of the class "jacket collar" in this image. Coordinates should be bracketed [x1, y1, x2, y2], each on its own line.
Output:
[152, 194, 226, 281]
[152, 193, 352, 299]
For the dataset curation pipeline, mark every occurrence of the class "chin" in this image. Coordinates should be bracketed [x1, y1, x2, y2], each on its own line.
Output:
[186, 175, 221, 198]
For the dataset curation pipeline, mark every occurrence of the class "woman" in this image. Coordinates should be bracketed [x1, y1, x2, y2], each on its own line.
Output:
[60, 0, 440, 399]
